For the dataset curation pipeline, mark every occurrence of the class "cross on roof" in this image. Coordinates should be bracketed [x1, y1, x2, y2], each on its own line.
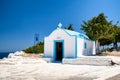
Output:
[58, 22, 62, 28]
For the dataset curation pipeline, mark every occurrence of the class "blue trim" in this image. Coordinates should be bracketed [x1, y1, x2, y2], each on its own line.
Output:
[63, 29, 74, 37]
[75, 36, 77, 58]
[84, 42, 87, 49]
[63, 29, 95, 41]
[53, 40, 64, 61]
[43, 37, 46, 57]
[77, 36, 95, 41]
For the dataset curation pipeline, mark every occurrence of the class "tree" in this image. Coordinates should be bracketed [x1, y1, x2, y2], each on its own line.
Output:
[81, 13, 112, 53]
[23, 41, 44, 53]
[111, 25, 120, 50]
[65, 24, 74, 31]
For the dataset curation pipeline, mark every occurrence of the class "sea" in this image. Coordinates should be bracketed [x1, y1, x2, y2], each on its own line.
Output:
[0, 52, 12, 59]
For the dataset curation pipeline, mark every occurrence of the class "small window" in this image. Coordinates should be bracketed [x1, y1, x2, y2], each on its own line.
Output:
[84, 42, 87, 49]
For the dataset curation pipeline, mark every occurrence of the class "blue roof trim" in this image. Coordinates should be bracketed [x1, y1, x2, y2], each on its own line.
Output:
[63, 29, 89, 39]
[45, 28, 94, 41]
[62, 29, 95, 41]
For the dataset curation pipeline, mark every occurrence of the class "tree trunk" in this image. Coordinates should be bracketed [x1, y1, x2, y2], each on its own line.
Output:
[96, 40, 100, 54]
[103, 46, 104, 52]
[102, 46, 104, 50]
[113, 42, 118, 50]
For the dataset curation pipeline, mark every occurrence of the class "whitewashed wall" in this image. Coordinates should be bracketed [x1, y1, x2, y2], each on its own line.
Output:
[83, 40, 96, 56]
[77, 38, 96, 56]
[77, 38, 84, 57]
[92, 41, 96, 55]
[44, 28, 76, 58]
[64, 37, 75, 58]
[44, 38, 54, 57]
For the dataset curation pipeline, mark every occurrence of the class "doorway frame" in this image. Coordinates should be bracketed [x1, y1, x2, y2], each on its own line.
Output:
[53, 40, 64, 61]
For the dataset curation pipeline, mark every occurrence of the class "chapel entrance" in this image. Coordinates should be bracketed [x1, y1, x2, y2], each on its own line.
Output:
[56, 42, 63, 61]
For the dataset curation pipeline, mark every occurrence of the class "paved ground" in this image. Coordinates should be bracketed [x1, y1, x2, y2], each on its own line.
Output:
[106, 74, 120, 80]
[0, 62, 120, 80]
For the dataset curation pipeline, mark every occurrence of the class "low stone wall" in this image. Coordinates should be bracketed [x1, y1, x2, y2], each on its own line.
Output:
[101, 51, 120, 56]
[62, 56, 113, 66]
[0, 57, 47, 65]
[42, 56, 120, 66]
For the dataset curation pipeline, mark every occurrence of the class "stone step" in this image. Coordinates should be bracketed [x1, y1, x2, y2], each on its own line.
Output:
[62, 56, 113, 66]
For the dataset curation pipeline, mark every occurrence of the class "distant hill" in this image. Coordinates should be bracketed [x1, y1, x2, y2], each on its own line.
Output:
[23, 42, 44, 54]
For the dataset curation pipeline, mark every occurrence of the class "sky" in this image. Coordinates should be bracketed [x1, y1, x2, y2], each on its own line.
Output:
[0, 0, 120, 52]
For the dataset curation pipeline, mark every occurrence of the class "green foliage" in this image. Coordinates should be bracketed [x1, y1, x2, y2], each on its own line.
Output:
[81, 13, 112, 41]
[81, 13, 111, 45]
[111, 25, 120, 49]
[81, 13, 120, 50]
[23, 42, 44, 54]
[65, 24, 74, 31]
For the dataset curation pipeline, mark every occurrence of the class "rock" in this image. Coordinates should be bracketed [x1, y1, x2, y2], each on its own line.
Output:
[0, 51, 47, 65]
[14, 51, 25, 56]
[111, 57, 120, 65]
[7, 51, 25, 59]
[3, 57, 7, 60]
[8, 53, 14, 58]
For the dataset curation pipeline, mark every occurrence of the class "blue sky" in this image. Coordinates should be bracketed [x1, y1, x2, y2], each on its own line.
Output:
[0, 0, 120, 52]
